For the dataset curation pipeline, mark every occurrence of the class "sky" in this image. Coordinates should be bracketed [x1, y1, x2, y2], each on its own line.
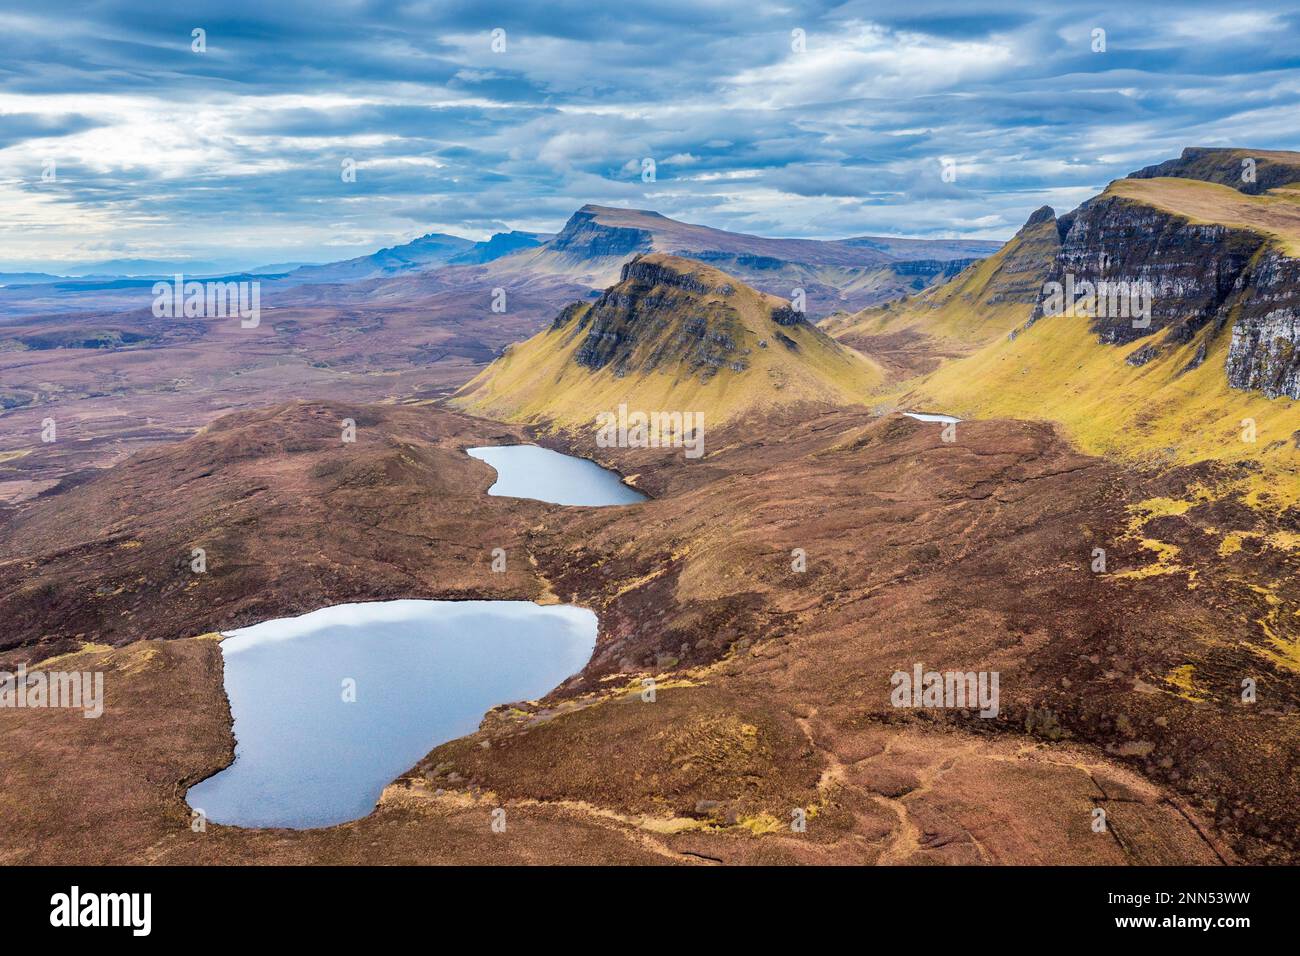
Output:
[1, 0, 1299, 272]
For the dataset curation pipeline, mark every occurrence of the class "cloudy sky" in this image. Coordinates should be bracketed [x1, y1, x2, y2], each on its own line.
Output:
[2, 0, 1298, 271]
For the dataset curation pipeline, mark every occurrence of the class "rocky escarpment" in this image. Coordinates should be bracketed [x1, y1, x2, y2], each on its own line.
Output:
[548, 207, 654, 259]
[890, 257, 979, 280]
[1224, 252, 1300, 399]
[561, 256, 750, 379]
[1026, 155, 1300, 400]
[1040, 195, 1261, 346]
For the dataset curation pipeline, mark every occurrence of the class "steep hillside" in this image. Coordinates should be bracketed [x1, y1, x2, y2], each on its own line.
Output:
[822, 205, 1060, 374]
[451, 253, 884, 432]
[446, 230, 549, 265]
[913, 303, 1299, 505]
[480, 205, 998, 317]
[831, 149, 1300, 507]
[1129, 146, 1300, 195]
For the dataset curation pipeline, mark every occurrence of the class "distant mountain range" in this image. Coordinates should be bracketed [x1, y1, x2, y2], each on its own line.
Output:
[265, 206, 997, 317]
[0, 233, 551, 286]
[459, 205, 999, 317]
[266, 209, 1000, 298]
[278, 230, 552, 283]
[0, 272, 65, 286]
[2, 258, 257, 280]
[0, 208, 998, 318]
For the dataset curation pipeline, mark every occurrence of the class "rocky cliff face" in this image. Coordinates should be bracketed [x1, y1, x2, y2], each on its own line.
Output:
[1042, 195, 1261, 346]
[1026, 155, 1300, 400]
[890, 257, 979, 280]
[549, 209, 654, 259]
[1224, 252, 1300, 399]
[562, 256, 750, 379]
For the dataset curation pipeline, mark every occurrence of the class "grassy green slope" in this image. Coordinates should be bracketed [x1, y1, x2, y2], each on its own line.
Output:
[823, 208, 1060, 351]
[863, 179, 1300, 508]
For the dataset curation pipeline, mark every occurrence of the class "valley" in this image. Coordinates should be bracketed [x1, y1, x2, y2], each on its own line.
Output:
[2, 147, 1297, 868]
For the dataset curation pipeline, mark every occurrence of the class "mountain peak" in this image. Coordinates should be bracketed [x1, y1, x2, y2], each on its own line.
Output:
[452, 256, 882, 429]
[1023, 205, 1056, 227]
[616, 251, 740, 294]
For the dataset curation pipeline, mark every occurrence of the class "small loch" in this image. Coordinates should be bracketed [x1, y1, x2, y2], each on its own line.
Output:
[186, 600, 598, 830]
[467, 444, 647, 506]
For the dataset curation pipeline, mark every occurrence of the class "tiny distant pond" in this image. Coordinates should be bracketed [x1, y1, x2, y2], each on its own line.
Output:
[186, 600, 597, 830]
[467, 444, 647, 506]
[903, 412, 963, 424]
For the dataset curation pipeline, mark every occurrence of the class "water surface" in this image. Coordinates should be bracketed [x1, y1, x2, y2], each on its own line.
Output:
[467, 444, 646, 506]
[903, 411, 962, 423]
[186, 600, 597, 829]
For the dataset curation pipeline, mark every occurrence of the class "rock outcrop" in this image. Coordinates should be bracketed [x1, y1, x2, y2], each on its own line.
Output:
[1224, 252, 1300, 399]
[1026, 150, 1300, 399]
[1129, 146, 1300, 196]
[568, 256, 744, 378]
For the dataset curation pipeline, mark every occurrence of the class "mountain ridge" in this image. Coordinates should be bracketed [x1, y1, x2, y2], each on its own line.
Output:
[825, 146, 1300, 508]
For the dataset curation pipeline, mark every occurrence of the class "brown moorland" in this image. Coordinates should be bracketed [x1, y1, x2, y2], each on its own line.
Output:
[0, 272, 587, 503]
[2, 398, 1294, 864]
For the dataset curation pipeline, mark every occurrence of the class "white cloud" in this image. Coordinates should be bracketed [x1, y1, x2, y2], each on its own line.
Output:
[724, 21, 1017, 109]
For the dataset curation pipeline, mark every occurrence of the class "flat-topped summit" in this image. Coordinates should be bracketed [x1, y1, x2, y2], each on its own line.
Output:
[1128, 146, 1300, 195]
